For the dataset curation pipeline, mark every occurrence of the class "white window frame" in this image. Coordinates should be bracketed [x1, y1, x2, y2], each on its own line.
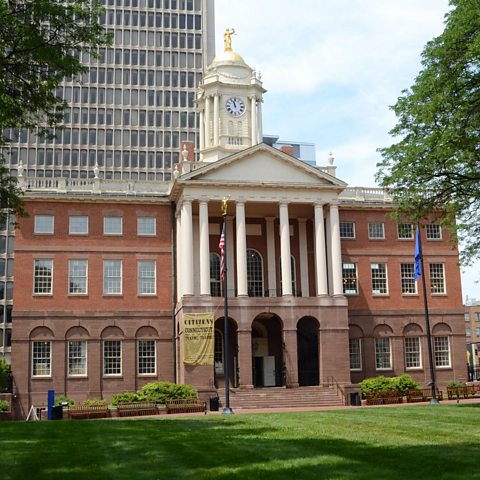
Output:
[466, 327, 472, 337]
[349, 338, 362, 371]
[429, 263, 446, 294]
[375, 337, 392, 370]
[426, 223, 442, 240]
[137, 260, 156, 295]
[68, 340, 87, 376]
[137, 217, 156, 236]
[400, 263, 417, 295]
[103, 340, 122, 376]
[475, 327, 480, 337]
[34, 215, 54, 234]
[32, 341, 51, 377]
[103, 260, 122, 295]
[214, 329, 224, 374]
[339, 221, 355, 239]
[68, 259, 88, 295]
[210, 253, 222, 297]
[103, 216, 123, 235]
[434, 336, 451, 368]
[69, 215, 89, 235]
[397, 223, 413, 240]
[137, 339, 156, 375]
[371, 263, 388, 295]
[33, 259, 53, 295]
[368, 222, 385, 240]
[342, 263, 358, 295]
[404, 337, 422, 369]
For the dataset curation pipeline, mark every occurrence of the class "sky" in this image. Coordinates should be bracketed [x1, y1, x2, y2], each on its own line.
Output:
[214, 0, 479, 302]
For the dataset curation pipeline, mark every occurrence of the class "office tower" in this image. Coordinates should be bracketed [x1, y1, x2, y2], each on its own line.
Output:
[3, 0, 215, 182]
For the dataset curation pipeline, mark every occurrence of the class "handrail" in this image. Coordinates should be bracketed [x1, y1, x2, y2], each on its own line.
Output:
[326, 375, 346, 405]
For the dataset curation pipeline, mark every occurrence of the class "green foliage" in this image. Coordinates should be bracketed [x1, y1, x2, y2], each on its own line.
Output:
[376, 0, 480, 264]
[110, 392, 144, 405]
[81, 399, 107, 407]
[360, 374, 419, 396]
[139, 381, 197, 405]
[447, 380, 467, 387]
[0, 399, 9, 411]
[0, 357, 9, 376]
[55, 395, 75, 406]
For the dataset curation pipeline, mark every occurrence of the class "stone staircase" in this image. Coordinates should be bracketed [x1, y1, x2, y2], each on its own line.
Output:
[216, 385, 345, 410]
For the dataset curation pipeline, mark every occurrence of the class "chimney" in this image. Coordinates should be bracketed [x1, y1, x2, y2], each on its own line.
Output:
[280, 145, 295, 157]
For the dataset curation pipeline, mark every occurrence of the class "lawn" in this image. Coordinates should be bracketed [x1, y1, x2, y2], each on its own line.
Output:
[1, 404, 480, 480]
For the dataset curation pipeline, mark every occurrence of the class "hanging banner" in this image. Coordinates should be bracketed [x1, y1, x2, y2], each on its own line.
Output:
[183, 312, 215, 365]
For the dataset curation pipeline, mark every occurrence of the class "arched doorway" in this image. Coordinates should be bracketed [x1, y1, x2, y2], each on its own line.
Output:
[252, 314, 284, 387]
[214, 317, 238, 388]
[297, 317, 319, 386]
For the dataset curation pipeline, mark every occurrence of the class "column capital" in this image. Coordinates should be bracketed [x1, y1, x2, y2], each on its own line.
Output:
[297, 217, 307, 224]
[279, 199, 290, 207]
[314, 201, 326, 208]
[198, 198, 209, 206]
[329, 199, 339, 207]
[265, 216, 276, 223]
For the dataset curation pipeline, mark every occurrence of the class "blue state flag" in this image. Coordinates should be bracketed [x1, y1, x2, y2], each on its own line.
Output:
[414, 227, 422, 281]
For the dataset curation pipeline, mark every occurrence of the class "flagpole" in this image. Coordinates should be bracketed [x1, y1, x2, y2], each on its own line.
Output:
[416, 224, 439, 404]
[221, 198, 233, 414]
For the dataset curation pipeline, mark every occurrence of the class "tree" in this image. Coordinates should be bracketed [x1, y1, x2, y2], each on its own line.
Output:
[376, 0, 480, 264]
[0, 0, 110, 216]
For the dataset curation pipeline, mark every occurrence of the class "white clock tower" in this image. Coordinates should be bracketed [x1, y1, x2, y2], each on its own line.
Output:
[197, 29, 266, 163]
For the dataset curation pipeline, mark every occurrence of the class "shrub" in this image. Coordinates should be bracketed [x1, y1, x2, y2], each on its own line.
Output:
[392, 374, 420, 395]
[0, 358, 9, 376]
[82, 399, 107, 407]
[55, 395, 75, 406]
[0, 400, 9, 412]
[360, 374, 419, 396]
[110, 391, 144, 405]
[447, 380, 467, 387]
[139, 381, 197, 405]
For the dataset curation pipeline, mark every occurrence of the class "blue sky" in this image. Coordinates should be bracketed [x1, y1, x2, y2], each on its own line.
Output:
[214, 0, 478, 301]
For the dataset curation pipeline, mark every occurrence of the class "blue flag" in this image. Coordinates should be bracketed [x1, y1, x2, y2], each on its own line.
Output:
[414, 227, 422, 281]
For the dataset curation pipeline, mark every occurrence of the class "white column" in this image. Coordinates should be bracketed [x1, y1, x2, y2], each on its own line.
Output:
[279, 202, 292, 296]
[199, 200, 210, 296]
[236, 201, 248, 297]
[257, 100, 263, 143]
[298, 218, 309, 297]
[176, 212, 182, 299]
[226, 216, 235, 297]
[250, 96, 257, 146]
[329, 202, 343, 296]
[213, 94, 219, 146]
[314, 203, 328, 296]
[181, 200, 194, 296]
[199, 110, 205, 153]
[204, 96, 211, 148]
[266, 217, 276, 297]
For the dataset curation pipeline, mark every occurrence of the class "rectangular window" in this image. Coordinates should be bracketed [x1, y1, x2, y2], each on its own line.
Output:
[138, 260, 156, 295]
[465, 313, 470, 322]
[103, 340, 122, 375]
[429, 263, 445, 294]
[466, 327, 471, 337]
[103, 260, 122, 294]
[342, 263, 358, 295]
[475, 312, 480, 322]
[397, 223, 413, 239]
[476, 327, 480, 337]
[404, 337, 422, 369]
[368, 222, 385, 239]
[68, 259, 88, 294]
[349, 338, 362, 371]
[104, 216, 123, 235]
[371, 263, 388, 295]
[138, 340, 156, 375]
[400, 263, 417, 294]
[137, 217, 156, 236]
[375, 338, 392, 370]
[426, 223, 442, 240]
[68, 341, 87, 376]
[34, 259, 53, 294]
[34, 215, 54, 234]
[32, 341, 51, 376]
[339, 222, 355, 239]
[434, 336, 451, 368]
[69, 215, 88, 235]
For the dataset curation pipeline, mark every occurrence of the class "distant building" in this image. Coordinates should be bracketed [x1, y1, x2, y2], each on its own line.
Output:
[465, 299, 480, 378]
[263, 135, 317, 166]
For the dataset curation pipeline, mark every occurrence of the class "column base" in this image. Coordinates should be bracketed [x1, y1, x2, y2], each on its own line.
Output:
[286, 382, 299, 389]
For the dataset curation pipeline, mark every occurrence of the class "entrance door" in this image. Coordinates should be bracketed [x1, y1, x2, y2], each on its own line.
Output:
[263, 356, 276, 386]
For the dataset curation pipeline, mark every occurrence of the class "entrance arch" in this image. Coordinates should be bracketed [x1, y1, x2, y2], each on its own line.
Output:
[252, 313, 284, 387]
[297, 317, 319, 386]
[214, 317, 238, 388]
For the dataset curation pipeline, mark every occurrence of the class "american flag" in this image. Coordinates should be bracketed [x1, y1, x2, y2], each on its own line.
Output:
[219, 224, 225, 281]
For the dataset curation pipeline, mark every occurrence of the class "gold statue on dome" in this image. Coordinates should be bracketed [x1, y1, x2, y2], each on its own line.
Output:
[224, 28, 235, 51]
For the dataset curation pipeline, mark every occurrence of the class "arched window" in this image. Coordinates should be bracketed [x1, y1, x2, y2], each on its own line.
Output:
[247, 248, 263, 297]
[210, 253, 221, 297]
[214, 329, 224, 374]
[279, 255, 297, 295]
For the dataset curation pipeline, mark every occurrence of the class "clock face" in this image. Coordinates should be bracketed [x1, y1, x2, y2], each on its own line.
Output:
[225, 97, 246, 116]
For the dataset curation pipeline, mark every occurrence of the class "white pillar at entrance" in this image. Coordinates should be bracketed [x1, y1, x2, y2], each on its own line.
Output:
[204, 96, 211, 148]
[250, 96, 257, 146]
[199, 200, 210, 296]
[226, 216, 235, 296]
[199, 110, 205, 153]
[176, 212, 182, 299]
[181, 200, 194, 296]
[213, 94, 219, 146]
[265, 217, 276, 297]
[314, 203, 328, 296]
[257, 100, 263, 143]
[236, 201, 248, 297]
[279, 202, 292, 296]
[298, 218, 309, 297]
[329, 201, 343, 295]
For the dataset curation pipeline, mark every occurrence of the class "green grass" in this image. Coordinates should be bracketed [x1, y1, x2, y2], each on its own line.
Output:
[1, 404, 480, 479]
